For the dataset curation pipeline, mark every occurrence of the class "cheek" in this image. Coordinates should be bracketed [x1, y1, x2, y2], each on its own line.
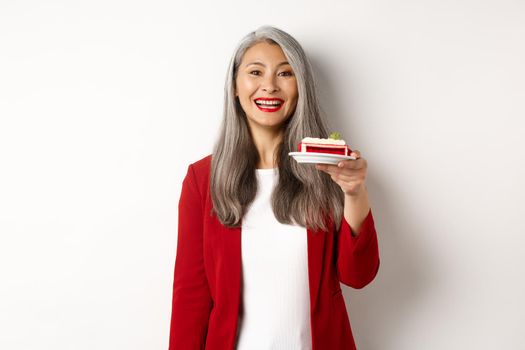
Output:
[287, 94, 299, 113]
[237, 77, 256, 96]
[285, 81, 298, 100]
[287, 90, 298, 106]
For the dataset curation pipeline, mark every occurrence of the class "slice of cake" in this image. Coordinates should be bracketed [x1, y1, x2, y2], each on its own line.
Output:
[297, 132, 352, 156]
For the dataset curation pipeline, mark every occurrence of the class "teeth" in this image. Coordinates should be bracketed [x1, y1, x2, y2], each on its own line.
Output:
[255, 100, 282, 105]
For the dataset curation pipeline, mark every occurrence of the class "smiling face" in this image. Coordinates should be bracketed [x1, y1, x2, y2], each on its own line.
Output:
[235, 41, 298, 132]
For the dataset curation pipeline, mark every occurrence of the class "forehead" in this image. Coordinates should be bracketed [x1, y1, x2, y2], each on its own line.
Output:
[241, 42, 289, 67]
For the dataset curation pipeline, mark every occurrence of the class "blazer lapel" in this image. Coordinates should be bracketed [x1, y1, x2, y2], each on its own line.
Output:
[307, 226, 326, 310]
[217, 220, 242, 349]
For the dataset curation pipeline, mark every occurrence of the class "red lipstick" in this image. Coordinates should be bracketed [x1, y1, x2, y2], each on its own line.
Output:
[253, 97, 284, 113]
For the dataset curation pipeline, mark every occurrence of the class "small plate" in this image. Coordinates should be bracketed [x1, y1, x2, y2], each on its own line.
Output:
[288, 151, 356, 165]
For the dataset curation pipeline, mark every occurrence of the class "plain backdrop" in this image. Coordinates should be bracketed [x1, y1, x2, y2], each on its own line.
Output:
[1, 0, 524, 349]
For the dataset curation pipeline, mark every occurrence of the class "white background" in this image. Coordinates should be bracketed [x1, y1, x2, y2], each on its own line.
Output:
[1, 1, 524, 349]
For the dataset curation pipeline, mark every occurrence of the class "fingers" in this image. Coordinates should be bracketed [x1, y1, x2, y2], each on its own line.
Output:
[317, 159, 363, 172]
[315, 149, 365, 172]
[350, 149, 361, 159]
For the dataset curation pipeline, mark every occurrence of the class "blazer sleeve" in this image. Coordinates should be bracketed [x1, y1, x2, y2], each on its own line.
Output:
[169, 164, 213, 349]
[335, 208, 380, 289]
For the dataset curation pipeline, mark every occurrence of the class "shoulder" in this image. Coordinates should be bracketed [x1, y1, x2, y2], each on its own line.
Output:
[189, 153, 212, 177]
[185, 153, 212, 196]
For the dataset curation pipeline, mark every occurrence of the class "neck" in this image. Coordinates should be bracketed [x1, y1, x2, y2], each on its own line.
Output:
[251, 128, 284, 169]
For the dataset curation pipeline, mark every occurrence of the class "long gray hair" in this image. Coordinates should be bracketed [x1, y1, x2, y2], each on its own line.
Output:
[210, 25, 344, 232]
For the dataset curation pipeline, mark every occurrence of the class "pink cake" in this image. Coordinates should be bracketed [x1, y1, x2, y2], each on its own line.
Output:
[297, 136, 352, 156]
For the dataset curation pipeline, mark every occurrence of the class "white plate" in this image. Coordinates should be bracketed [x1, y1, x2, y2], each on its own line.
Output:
[288, 151, 356, 165]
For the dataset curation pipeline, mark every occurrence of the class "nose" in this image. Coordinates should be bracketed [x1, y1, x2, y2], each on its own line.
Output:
[261, 75, 279, 93]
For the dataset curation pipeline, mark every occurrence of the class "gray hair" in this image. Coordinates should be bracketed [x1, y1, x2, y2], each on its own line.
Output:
[210, 25, 344, 232]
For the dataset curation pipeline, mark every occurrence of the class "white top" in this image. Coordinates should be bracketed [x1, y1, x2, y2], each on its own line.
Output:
[235, 168, 312, 350]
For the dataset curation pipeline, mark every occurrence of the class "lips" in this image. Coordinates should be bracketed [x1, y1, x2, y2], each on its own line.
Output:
[253, 97, 284, 112]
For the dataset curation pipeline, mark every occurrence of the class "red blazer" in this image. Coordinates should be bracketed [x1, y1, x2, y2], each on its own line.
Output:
[169, 154, 380, 350]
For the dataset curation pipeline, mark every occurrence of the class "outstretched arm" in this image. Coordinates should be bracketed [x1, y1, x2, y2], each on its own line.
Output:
[316, 150, 380, 289]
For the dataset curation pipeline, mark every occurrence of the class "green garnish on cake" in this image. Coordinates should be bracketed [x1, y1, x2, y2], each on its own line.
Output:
[328, 132, 341, 140]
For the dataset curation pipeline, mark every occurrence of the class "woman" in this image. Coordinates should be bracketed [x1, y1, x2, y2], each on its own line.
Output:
[169, 25, 380, 350]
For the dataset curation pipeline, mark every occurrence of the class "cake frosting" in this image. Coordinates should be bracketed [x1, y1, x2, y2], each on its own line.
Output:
[299, 137, 346, 145]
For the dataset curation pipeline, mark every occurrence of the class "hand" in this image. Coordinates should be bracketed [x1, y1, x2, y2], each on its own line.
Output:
[315, 150, 368, 197]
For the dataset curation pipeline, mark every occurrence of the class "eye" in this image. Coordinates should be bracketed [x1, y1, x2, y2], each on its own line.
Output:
[249, 70, 261, 76]
[279, 71, 294, 77]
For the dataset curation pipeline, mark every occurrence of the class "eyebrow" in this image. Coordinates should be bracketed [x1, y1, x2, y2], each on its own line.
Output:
[245, 61, 290, 68]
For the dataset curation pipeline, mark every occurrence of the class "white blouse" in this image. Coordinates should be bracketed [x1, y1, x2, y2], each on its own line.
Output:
[235, 168, 312, 350]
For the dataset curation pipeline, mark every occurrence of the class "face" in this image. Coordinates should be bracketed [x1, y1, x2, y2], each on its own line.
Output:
[235, 41, 298, 132]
